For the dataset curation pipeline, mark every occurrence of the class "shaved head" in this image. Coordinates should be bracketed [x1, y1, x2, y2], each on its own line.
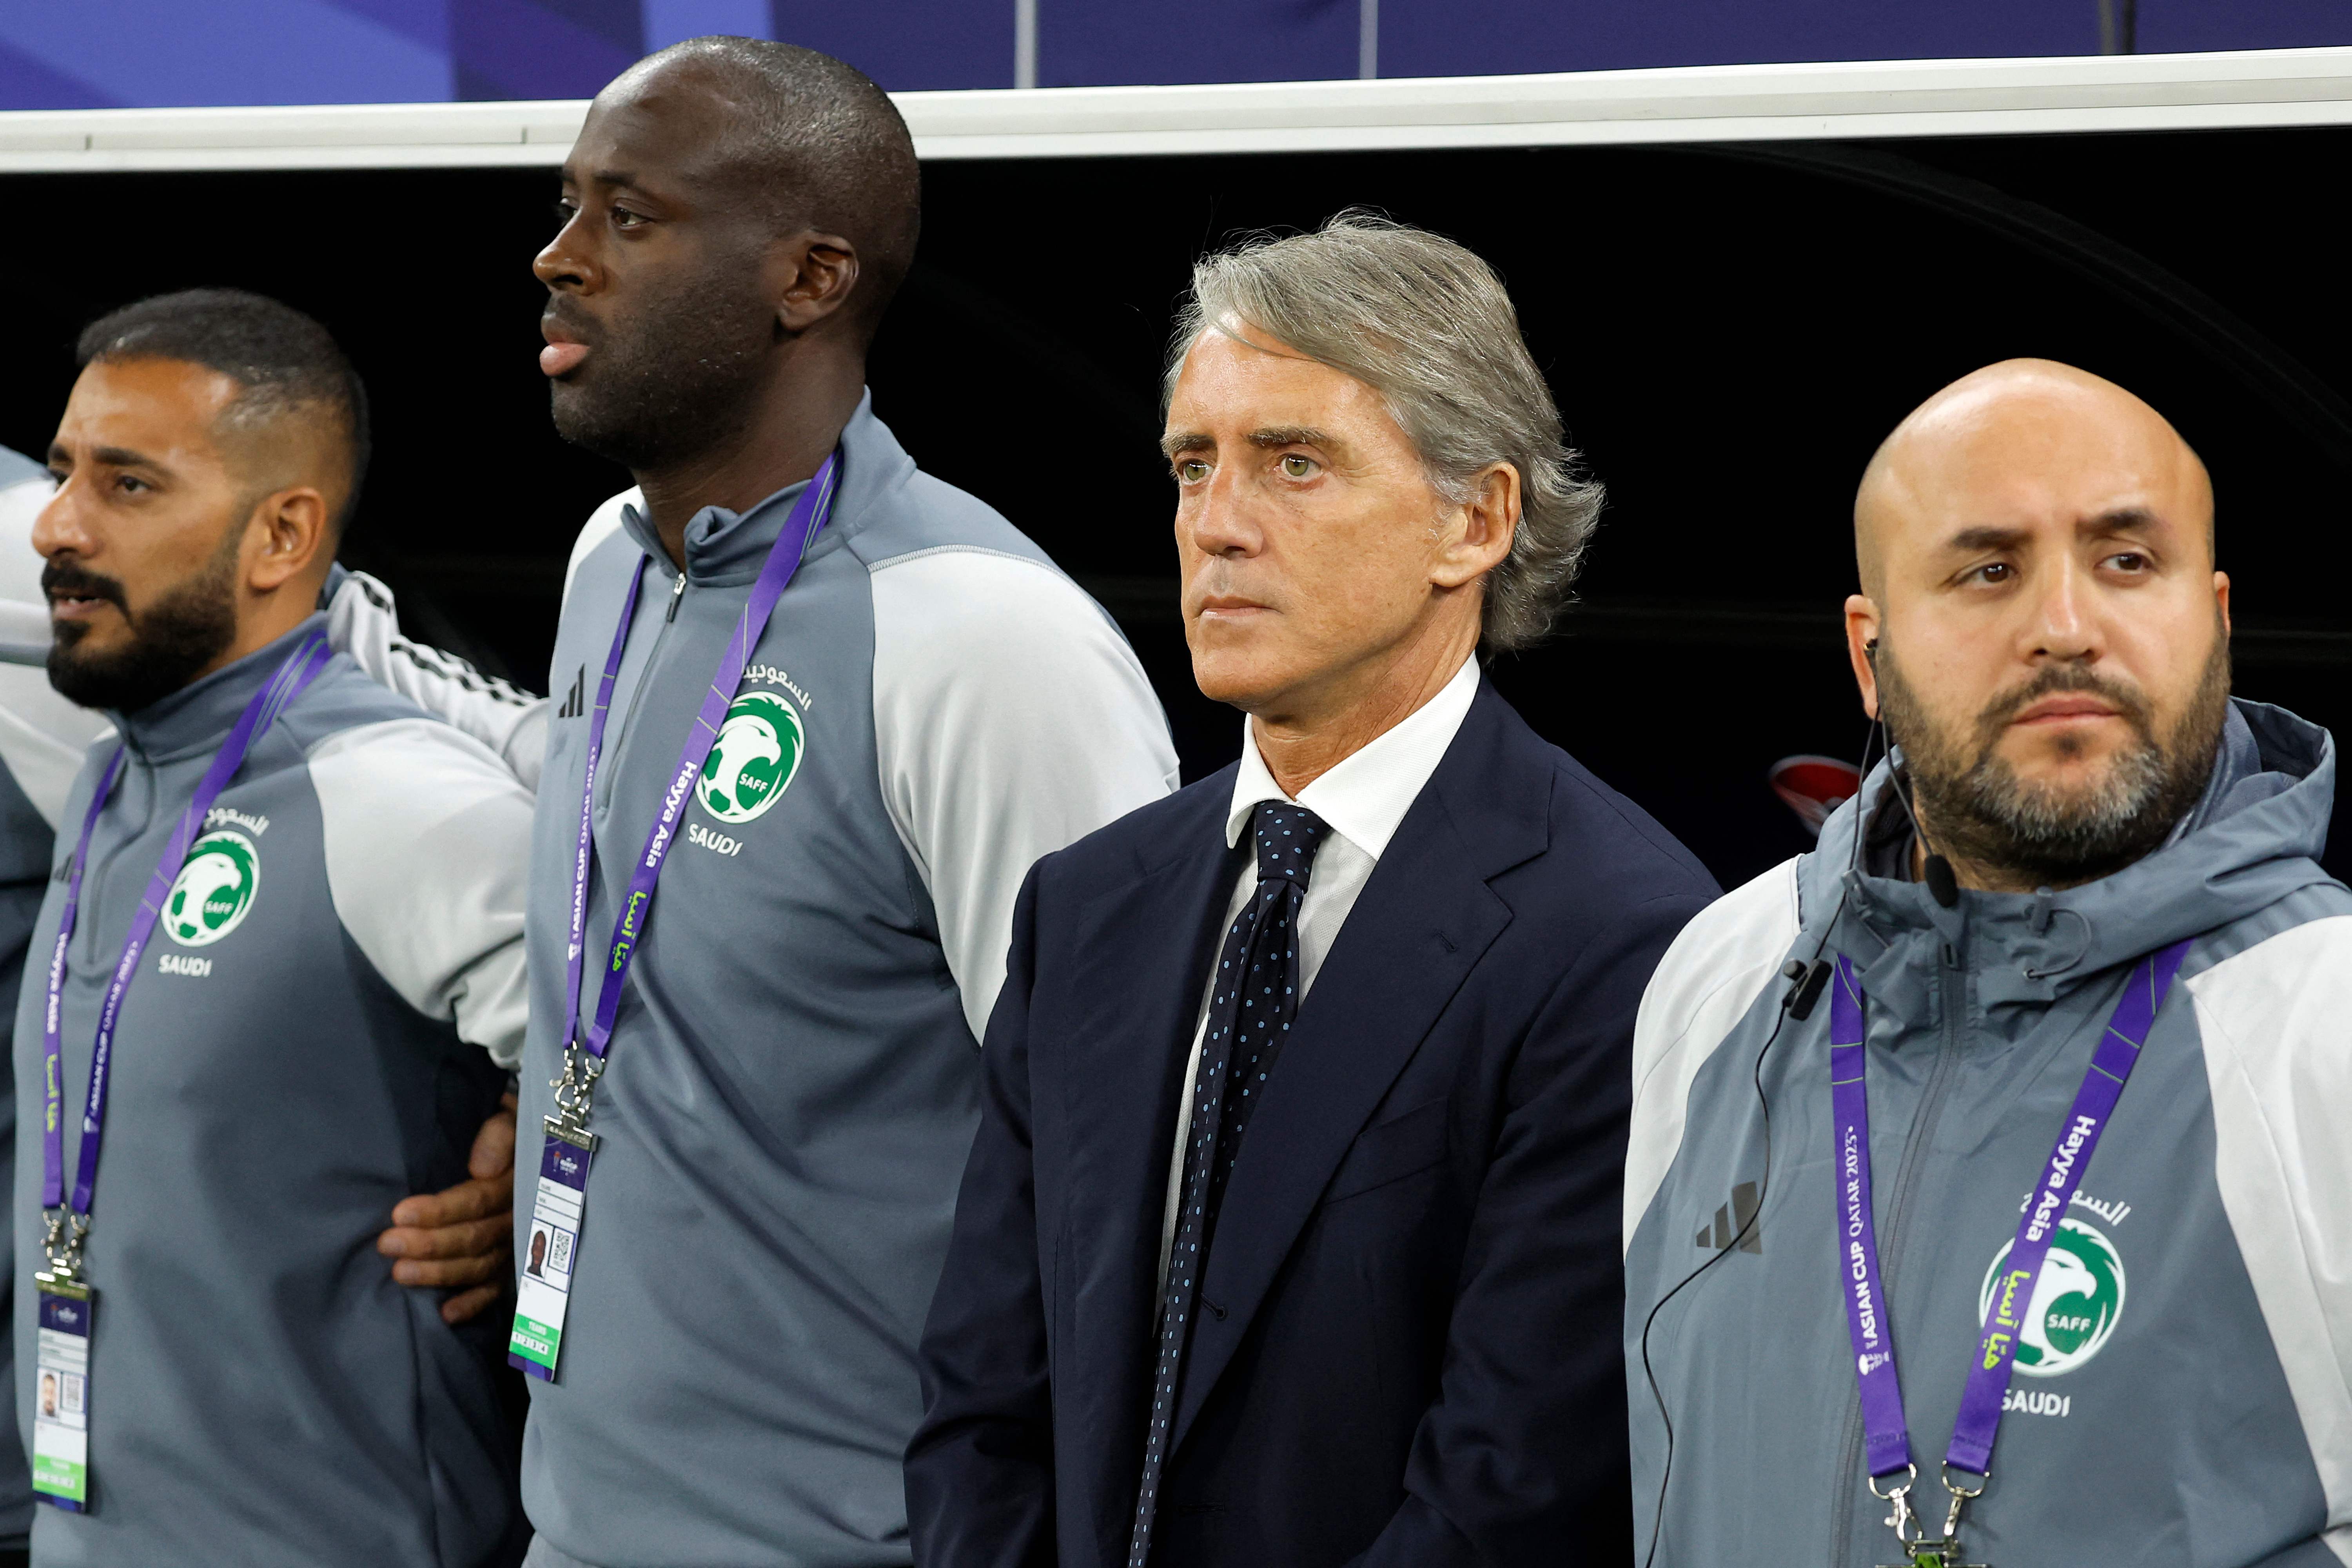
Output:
[607, 36, 920, 340]
[1856, 358, 2212, 600]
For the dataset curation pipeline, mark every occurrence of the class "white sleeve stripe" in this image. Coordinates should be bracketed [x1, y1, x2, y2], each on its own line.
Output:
[309, 718, 535, 1069]
[1624, 857, 1800, 1254]
[869, 548, 1177, 1042]
[2186, 918, 2352, 1541]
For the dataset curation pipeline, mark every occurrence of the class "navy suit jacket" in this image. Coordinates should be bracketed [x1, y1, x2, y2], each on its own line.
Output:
[907, 680, 1719, 1568]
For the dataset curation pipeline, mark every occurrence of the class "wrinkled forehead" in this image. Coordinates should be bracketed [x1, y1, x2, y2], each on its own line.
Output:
[1862, 382, 2213, 573]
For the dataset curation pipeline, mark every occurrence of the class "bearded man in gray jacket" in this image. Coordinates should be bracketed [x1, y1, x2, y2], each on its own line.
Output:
[16, 290, 535, 1564]
[1628, 359, 2351, 1567]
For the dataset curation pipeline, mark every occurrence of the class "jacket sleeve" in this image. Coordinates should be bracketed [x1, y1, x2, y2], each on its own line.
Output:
[307, 717, 535, 1069]
[871, 549, 1178, 1042]
[907, 862, 1058, 1568]
[323, 568, 548, 791]
[1354, 886, 1716, 1568]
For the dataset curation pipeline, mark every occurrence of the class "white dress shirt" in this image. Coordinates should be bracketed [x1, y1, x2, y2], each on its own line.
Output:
[1156, 655, 1482, 1289]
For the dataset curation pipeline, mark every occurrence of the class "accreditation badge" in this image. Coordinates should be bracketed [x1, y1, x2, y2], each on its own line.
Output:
[509, 1129, 592, 1380]
[32, 1277, 93, 1510]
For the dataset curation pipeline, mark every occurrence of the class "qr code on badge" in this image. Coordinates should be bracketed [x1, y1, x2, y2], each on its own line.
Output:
[550, 1228, 576, 1275]
[62, 1374, 84, 1414]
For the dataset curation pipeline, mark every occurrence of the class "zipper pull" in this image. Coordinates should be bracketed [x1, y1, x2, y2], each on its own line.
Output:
[664, 570, 687, 622]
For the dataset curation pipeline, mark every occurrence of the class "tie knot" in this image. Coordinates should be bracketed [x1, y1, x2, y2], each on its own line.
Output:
[1251, 802, 1328, 890]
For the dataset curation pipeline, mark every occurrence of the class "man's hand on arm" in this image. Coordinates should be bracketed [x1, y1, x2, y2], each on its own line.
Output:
[377, 1093, 518, 1325]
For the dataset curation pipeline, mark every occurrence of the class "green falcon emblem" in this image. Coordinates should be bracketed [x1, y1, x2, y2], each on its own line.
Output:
[162, 829, 260, 947]
[698, 689, 805, 824]
[1977, 1216, 2126, 1377]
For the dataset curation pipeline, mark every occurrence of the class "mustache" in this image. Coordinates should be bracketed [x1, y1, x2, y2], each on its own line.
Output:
[40, 560, 127, 613]
[1973, 662, 2154, 745]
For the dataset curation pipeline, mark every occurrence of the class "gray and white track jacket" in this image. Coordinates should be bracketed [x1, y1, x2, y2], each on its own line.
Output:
[11, 618, 534, 1568]
[1626, 699, 2352, 1568]
[516, 396, 1176, 1568]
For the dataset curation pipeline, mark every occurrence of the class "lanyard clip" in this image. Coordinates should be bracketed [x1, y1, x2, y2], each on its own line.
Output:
[38, 1208, 89, 1287]
[546, 1041, 604, 1148]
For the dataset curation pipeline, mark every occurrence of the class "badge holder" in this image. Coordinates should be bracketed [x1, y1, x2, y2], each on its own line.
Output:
[1876, 1463, 1988, 1568]
[509, 1045, 600, 1380]
[33, 1212, 94, 1512]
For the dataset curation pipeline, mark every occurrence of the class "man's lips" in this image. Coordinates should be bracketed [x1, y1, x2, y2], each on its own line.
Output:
[1196, 595, 1269, 615]
[48, 593, 114, 621]
[539, 314, 591, 377]
[2011, 695, 2121, 727]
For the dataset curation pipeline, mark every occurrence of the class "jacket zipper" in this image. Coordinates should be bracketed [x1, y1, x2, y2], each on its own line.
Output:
[1830, 937, 1969, 1568]
[593, 562, 687, 815]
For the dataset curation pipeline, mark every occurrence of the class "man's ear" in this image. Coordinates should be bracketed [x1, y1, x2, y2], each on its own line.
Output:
[1845, 594, 1882, 720]
[243, 486, 332, 595]
[775, 230, 862, 335]
[1430, 462, 1520, 590]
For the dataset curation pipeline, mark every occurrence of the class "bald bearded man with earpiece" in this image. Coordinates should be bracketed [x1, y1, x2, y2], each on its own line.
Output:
[1627, 359, 2352, 1568]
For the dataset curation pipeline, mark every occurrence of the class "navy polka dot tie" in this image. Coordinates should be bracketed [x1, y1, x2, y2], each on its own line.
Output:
[1127, 801, 1328, 1568]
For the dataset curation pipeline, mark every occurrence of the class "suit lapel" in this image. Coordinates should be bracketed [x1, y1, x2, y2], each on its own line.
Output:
[1170, 685, 1550, 1452]
[1054, 776, 1248, 1561]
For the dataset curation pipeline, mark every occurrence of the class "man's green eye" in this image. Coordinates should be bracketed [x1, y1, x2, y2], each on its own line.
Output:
[1281, 455, 1314, 478]
[1177, 460, 1209, 483]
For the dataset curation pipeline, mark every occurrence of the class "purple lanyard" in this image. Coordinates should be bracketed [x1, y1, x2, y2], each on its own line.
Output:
[41, 629, 333, 1224]
[562, 456, 838, 1062]
[1831, 937, 2190, 1485]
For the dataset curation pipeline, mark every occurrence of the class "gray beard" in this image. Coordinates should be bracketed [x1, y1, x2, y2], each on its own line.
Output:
[1877, 636, 2231, 889]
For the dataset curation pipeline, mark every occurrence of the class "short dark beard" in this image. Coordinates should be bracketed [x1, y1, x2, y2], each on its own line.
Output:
[45, 535, 240, 714]
[544, 252, 780, 473]
[1877, 630, 2232, 889]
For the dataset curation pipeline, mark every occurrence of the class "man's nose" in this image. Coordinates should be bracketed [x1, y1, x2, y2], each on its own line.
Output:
[534, 214, 596, 293]
[31, 481, 93, 561]
[1182, 466, 1261, 558]
[2025, 556, 2099, 663]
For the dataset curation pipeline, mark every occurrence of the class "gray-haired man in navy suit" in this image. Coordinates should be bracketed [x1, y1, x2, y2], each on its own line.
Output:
[908, 214, 1720, 1568]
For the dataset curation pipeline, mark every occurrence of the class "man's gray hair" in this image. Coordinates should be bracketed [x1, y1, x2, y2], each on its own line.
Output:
[1165, 212, 1601, 652]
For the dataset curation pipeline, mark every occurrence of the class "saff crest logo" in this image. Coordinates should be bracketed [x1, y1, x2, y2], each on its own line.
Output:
[163, 829, 260, 947]
[697, 690, 804, 824]
[1976, 1217, 2125, 1377]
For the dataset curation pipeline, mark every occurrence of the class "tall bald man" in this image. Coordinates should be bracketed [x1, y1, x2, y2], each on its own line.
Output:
[514, 36, 1174, 1568]
[1627, 360, 2352, 1567]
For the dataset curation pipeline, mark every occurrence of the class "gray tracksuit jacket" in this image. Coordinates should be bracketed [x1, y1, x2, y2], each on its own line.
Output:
[11, 619, 534, 1568]
[515, 397, 1174, 1568]
[1625, 699, 2352, 1568]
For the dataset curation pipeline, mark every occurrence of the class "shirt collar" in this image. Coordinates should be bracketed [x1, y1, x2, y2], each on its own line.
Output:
[1224, 656, 1481, 860]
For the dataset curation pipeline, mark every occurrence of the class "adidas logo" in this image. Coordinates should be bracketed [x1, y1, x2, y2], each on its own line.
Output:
[556, 665, 586, 719]
[1695, 1180, 1761, 1255]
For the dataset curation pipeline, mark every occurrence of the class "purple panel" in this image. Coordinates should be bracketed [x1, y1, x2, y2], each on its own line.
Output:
[328, 0, 450, 56]
[455, 0, 644, 99]
[2143, 0, 2352, 51]
[1378, 0, 2092, 77]
[1041, 0, 1357, 87]
[770, 0, 1011, 90]
[0, 40, 115, 108]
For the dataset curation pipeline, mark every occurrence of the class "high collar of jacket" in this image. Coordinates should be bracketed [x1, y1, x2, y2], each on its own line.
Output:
[616, 390, 914, 586]
[112, 613, 330, 764]
[1799, 697, 2340, 1023]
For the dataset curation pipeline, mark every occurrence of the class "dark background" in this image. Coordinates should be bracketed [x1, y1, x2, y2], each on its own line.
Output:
[4, 125, 2347, 891]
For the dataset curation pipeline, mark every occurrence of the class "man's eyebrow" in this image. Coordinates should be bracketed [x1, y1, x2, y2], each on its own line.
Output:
[2081, 506, 2162, 534]
[1246, 426, 1338, 451]
[1160, 430, 1211, 459]
[91, 445, 162, 470]
[1943, 525, 2031, 555]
